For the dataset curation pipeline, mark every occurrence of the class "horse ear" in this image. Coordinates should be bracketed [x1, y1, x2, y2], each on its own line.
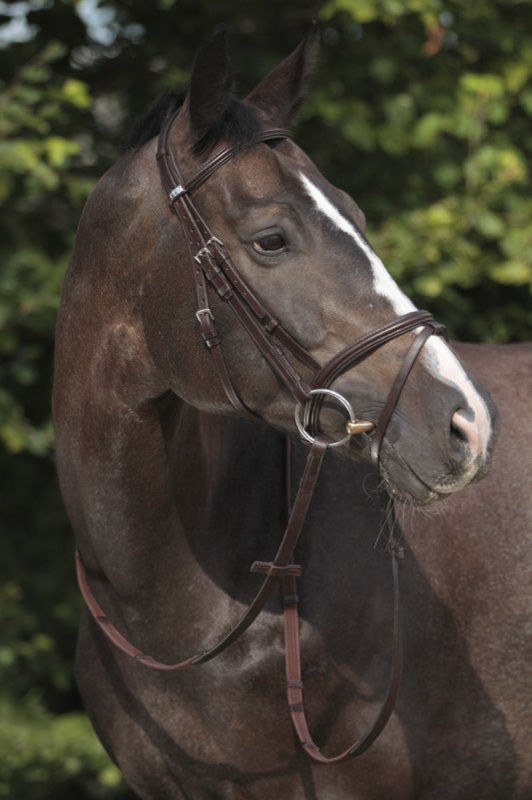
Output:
[186, 26, 233, 146]
[245, 25, 319, 127]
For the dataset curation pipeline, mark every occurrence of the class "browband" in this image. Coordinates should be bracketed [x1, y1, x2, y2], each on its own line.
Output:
[157, 111, 291, 200]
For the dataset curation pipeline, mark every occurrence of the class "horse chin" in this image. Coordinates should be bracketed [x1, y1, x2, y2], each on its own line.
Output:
[381, 467, 441, 506]
[378, 448, 446, 507]
[377, 433, 498, 506]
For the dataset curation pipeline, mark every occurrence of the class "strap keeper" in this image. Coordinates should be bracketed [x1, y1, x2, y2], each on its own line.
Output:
[135, 653, 153, 663]
[287, 679, 304, 689]
[430, 321, 448, 339]
[169, 185, 185, 201]
[264, 316, 279, 333]
[283, 593, 299, 606]
[204, 336, 221, 350]
[250, 561, 302, 578]
[217, 285, 234, 300]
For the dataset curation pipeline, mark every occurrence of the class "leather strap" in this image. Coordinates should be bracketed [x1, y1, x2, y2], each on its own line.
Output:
[156, 110, 290, 200]
[370, 321, 446, 464]
[157, 116, 322, 410]
[282, 533, 403, 763]
[312, 311, 437, 389]
[75, 437, 328, 669]
[307, 312, 436, 424]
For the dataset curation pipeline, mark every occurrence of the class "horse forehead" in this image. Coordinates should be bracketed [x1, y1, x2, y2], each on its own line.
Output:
[217, 141, 316, 205]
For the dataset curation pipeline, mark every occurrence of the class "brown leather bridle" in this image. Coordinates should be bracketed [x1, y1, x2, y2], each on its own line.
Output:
[75, 111, 446, 763]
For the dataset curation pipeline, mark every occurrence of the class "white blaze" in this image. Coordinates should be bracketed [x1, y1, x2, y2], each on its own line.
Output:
[299, 172, 492, 461]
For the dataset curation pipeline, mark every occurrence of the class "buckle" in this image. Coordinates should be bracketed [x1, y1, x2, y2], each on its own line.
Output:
[194, 236, 223, 263]
[195, 308, 214, 323]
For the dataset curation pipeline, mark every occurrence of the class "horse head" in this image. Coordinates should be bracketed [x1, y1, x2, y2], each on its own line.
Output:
[111, 27, 497, 505]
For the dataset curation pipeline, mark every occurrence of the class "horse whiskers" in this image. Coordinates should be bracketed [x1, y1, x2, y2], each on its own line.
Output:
[394, 493, 450, 532]
[361, 470, 387, 501]
[373, 496, 397, 551]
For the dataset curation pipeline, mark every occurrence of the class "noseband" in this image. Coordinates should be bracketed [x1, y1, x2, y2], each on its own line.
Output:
[75, 113, 447, 763]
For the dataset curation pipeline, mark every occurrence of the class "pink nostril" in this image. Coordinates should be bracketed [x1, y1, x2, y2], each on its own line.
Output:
[451, 409, 481, 459]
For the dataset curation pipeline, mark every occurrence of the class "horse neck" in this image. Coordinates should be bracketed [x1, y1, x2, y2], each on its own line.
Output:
[60, 370, 287, 629]
[163, 401, 288, 596]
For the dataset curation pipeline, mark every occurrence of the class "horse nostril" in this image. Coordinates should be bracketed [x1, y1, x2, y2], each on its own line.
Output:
[451, 416, 468, 446]
[450, 408, 479, 460]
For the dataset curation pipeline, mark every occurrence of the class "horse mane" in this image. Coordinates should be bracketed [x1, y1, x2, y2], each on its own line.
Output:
[123, 88, 263, 155]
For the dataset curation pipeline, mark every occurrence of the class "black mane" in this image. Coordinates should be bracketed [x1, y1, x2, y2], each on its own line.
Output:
[123, 89, 264, 154]
[123, 90, 186, 152]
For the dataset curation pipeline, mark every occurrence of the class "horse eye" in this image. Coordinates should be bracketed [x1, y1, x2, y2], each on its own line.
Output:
[252, 233, 286, 254]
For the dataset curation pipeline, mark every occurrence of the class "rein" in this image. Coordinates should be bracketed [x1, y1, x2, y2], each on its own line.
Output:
[75, 112, 447, 763]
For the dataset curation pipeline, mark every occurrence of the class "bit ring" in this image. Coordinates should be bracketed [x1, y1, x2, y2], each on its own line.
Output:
[295, 389, 357, 448]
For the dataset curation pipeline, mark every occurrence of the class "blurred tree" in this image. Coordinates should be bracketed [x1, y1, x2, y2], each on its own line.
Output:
[0, 16, 127, 797]
[307, 0, 532, 340]
[0, 0, 530, 797]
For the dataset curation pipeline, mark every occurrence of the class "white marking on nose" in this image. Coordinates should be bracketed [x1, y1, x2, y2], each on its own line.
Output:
[422, 337, 492, 462]
[299, 172, 415, 315]
[299, 172, 493, 459]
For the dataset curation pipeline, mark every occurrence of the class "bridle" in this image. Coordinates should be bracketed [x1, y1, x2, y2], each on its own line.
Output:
[75, 111, 446, 763]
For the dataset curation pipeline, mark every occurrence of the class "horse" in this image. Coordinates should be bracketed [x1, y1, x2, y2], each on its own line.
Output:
[52, 27, 532, 799]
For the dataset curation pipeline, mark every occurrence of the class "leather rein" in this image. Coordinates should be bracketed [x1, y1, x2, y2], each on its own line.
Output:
[75, 112, 446, 763]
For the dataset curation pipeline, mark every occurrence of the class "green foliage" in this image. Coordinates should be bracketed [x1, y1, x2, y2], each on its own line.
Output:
[0, 16, 126, 800]
[0, 1, 531, 798]
[306, 0, 532, 341]
[0, 39, 94, 456]
[321, 0, 443, 25]
[0, 700, 123, 799]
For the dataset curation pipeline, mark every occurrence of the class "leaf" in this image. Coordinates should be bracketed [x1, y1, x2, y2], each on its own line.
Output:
[490, 261, 532, 286]
[61, 78, 91, 109]
[44, 135, 79, 168]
